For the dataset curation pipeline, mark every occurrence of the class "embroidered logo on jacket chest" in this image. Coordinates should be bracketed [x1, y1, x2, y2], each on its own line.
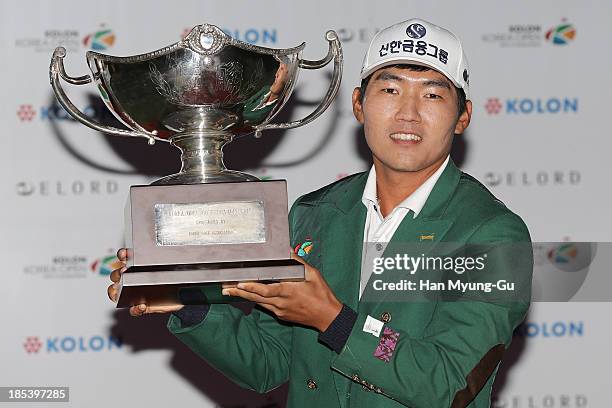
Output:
[294, 238, 314, 257]
[419, 233, 435, 241]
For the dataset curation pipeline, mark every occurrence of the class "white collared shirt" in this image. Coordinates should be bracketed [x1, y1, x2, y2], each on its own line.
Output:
[359, 156, 450, 297]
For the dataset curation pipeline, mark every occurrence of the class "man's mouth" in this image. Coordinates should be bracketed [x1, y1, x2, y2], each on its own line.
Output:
[389, 133, 422, 142]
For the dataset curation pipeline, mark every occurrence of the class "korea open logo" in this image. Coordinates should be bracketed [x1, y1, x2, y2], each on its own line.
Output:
[406, 23, 426, 39]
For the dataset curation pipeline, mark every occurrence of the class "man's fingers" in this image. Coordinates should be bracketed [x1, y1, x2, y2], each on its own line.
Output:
[290, 252, 320, 282]
[127, 303, 182, 316]
[222, 282, 239, 289]
[290, 251, 306, 265]
[107, 284, 118, 302]
[116, 248, 127, 261]
[146, 304, 183, 313]
[110, 249, 127, 283]
[129, 304, 147, 317]
[290, 252, 315, 276]
[236, 282, 283, 297]
[223, 288, 278, 305]
[110, 267, 125, 283]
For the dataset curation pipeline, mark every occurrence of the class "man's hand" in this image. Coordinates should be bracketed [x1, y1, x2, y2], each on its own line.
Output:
[222, 253, 342, 332]
[107, 248, 183, 316]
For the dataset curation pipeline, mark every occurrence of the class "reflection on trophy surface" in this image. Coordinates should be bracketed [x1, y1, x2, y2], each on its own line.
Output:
[49, 23, 343, 308]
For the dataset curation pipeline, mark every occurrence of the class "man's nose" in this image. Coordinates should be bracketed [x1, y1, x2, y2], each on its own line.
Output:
[395, 95, 421, 122]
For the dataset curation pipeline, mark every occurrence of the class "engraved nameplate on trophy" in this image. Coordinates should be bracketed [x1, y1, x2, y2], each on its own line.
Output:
[154, 202, 266, 246]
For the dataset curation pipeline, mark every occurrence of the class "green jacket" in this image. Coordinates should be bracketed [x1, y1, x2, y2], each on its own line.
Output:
[167, 160, 532, 407]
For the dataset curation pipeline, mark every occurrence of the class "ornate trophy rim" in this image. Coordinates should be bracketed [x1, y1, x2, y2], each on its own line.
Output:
[50, 25, 343, 184]
[85, 23, 306, 64]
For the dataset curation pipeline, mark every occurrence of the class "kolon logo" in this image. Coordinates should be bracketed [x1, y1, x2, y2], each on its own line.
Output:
[23, 336, 43, 354]
[484, 98, 503, 115]
[484, 96, 578, 115]
[17, 104, 36, 122]
[16, 102, 115, 123]
[23, 335, 123, 354]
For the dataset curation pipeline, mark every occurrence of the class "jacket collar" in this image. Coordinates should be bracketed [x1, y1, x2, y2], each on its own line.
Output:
[316, 159, 462, 219]
[417, 158, 461, 220]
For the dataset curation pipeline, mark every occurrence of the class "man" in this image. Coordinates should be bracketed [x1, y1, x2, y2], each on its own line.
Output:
[109, 18, 532, 407]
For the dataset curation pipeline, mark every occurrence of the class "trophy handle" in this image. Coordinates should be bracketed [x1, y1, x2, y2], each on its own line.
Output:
[253, 30, 343, 138]
[49, 47, 159, 145]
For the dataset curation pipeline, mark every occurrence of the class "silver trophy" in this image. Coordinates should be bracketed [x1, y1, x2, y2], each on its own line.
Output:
[49, 24, 342, 308]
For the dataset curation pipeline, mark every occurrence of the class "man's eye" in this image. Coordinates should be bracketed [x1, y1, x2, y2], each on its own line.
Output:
[425, 93, 442, 99]
[382, 88, 398, 94]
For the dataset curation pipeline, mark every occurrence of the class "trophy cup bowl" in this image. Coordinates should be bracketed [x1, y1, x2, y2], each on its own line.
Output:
[50, 24, 343, 307]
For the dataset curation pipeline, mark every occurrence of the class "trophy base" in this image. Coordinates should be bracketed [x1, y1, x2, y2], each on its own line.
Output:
[116, 258, 304, 308]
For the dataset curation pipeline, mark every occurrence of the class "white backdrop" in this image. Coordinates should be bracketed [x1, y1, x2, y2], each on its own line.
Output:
[1, 0, 610, 407]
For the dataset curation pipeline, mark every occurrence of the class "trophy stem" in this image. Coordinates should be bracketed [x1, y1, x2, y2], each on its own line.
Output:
[151, 131, 259, 185]
[174, 131, 230, 174]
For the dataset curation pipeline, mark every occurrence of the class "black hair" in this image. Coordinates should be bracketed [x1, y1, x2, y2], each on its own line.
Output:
[358, 64, 467, 118]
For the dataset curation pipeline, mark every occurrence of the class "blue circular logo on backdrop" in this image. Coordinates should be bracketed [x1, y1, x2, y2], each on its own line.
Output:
[406, 23, 426, 39]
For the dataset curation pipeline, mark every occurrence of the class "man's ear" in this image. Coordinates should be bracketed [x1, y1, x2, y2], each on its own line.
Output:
[454, 100, 472, 134]
[352, 87, 364, 124]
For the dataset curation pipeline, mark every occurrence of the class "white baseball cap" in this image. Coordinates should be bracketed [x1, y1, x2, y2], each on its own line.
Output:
[360, 18, 470, 99]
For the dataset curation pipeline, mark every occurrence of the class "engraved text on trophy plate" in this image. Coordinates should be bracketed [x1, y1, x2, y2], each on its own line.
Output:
[154, 202, 266, 246]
